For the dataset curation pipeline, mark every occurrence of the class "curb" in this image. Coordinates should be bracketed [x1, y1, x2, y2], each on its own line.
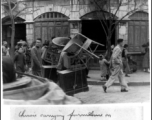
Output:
[88, 81, 150, 86]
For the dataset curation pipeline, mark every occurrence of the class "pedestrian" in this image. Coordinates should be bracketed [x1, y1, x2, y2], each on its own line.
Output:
[22, 42, 31, 72]
[14, 47, 27, 78]
[122, 44, 130, 77]
[41, 40, 50, 65]
[104, 45, 115, 60]
[110, 45, 115, 56]
[142, 42, 150, 72]
[31, 40, 36, 48]
[99, 54, 110, 80]
[31, 38, 42, 76]
[2, 41, 9, 56]
[42, 40, 49, 54]
[102, 39, 128, 93]
[128, 56, 137, 73]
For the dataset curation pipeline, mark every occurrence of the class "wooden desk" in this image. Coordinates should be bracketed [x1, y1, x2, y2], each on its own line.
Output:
[41, 65, 58, 83]
[57, 69, 89, 95]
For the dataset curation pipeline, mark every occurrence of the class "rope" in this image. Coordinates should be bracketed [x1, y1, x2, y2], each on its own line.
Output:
[73, 64, 77, 95]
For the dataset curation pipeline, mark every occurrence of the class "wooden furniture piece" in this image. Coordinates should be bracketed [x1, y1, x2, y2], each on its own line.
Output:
[41, 65, 58, 83]
[57, 68, 89, 96]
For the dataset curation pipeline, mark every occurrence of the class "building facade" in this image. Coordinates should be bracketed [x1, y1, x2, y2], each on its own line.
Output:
[2, 0, 149, 69]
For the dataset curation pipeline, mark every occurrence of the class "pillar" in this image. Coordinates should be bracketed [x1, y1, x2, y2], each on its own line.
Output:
[69, 0, 81, 38]
[26, 23, 34, 45]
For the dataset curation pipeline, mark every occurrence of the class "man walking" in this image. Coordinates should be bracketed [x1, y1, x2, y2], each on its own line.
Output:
[122, 44, 130, 77]
[103, 39, 128, 93]
[31, 38, 42, 76]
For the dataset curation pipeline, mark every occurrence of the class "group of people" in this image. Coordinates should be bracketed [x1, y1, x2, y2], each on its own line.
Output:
[2, 37, 149, 90]
[2, 38, 50, 80]
[98, 39, 150, 93]
[99, 43, 131, 81]
[98, 39, 130, 92]
[16, 38, 51, 77]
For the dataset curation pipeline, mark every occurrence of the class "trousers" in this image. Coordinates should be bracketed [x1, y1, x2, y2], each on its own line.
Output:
[105, 69, 128, 90]
[123, 58, 130, 75]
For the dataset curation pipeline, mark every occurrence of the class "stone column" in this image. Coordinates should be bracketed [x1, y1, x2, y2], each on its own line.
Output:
[118, 21, 128, 44]
[26, 23, 34, 46]
[69, 20, 81, 38]
[69, 0, 81, 38]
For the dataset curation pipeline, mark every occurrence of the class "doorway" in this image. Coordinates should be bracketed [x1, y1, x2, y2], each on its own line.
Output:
[2, 16, 26, 46]
[81, 20, 116, 52]
[81, 20, 116, 69]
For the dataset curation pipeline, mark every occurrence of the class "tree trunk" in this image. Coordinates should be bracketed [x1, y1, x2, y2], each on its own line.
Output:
[8, 0, 15, 59]
[10, 18, 15, 59]
[106, 36, 112, 60]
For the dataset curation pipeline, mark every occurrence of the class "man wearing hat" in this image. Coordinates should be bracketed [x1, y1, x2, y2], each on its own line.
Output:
[103, 39, 129, 92]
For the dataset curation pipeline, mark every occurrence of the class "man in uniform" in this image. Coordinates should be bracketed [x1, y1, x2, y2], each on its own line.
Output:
[103, 39, 128, 93]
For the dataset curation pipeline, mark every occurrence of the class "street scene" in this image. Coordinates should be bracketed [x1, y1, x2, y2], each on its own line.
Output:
[75, 70, 150, 104]
[2, 0, 150, 105]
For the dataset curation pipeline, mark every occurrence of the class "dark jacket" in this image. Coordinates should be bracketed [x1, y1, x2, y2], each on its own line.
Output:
[31, 46, 42, 71]
[14, 52, 26, 73]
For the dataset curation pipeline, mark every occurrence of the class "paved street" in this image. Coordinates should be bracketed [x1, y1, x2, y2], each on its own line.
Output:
[74, 70, 150, 104]
[75, 85, 150, 104]
[87, 70, 150, 84]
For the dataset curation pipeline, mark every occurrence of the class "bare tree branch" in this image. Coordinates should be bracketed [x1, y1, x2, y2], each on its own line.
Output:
[93, 0, 109, 29]
[111, 7, 139, 33]
[13, 7, 28, 19]
[113, 0, 123, 19]
[96, 12, 108, 37]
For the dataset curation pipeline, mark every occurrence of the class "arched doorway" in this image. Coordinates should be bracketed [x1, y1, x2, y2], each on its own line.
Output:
[80, 11, 117, 69]
[128, 11, 149, 69]
[128, 11, 149, 52]
[80, 11, 117, 52]
[34, 12, 70, 43]
[2, 16, 26, 45]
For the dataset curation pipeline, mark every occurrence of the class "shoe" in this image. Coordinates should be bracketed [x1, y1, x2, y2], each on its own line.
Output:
[125, 74, 130, 77]
[102, 86, 107, 93]
[121, 89, 128, 92]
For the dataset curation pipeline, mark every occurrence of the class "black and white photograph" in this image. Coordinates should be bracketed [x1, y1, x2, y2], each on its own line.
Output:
[1, 0, 151, 119]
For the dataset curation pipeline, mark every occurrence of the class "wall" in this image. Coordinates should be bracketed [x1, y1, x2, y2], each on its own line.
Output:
[2, 0, 148, 44]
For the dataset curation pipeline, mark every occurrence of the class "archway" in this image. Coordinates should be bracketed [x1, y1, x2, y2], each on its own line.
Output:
[128, 11, 149, 69]
[34, 12, 70, 43]
[2, 16, 26, 46]
[128, 11, 148, 52]
[80, 11, 117, 69]
[80, 11, 117, 52]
